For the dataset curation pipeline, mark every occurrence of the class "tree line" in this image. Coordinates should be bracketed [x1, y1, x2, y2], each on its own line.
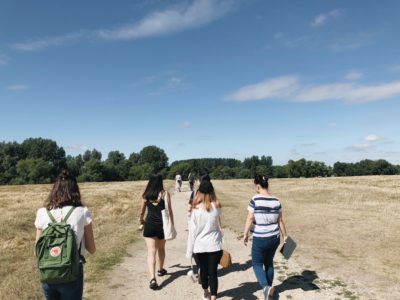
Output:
[1, 138, 399, 185]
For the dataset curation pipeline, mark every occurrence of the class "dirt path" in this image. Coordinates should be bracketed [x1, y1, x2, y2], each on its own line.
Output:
[98, 189, 353, 300]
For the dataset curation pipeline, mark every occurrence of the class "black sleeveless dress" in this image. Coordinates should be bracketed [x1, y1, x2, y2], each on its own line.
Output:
[143, 198, 165, 240]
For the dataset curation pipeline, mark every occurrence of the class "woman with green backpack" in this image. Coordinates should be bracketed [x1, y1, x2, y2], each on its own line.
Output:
[34, 170, 96, 300]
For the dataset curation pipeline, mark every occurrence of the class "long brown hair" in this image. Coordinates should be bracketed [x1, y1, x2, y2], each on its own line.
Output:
[44, 170, 83, 209]
[193, 180, 221, 212]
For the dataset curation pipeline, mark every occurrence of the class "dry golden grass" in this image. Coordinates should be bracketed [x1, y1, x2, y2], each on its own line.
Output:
[0, 180, 173, 300]
[1, 177, 399, 299]
[213, 176, 400, 298]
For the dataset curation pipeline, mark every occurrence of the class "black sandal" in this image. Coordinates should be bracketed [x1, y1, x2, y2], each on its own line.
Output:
[149, 278, 158, 290]
[157, 268, 167, 276]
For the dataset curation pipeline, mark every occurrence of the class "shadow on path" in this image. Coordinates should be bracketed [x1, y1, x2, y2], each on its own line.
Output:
[273, 270, 320, 299]
[218, 282, 260, 300]
[158, 264, 191, 289]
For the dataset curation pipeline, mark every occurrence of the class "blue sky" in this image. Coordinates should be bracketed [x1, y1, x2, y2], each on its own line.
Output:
[1, 0, 400, 165]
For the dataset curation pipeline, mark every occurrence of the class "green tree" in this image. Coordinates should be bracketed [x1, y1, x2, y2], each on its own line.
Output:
[21, 138, 66, 179]
[15, 158, 52, 184]
[139, 146, 168, 173]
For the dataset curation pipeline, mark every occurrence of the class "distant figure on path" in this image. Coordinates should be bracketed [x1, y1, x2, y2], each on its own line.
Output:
[175, 172, 182, 192]
[187, 179, 223, 300]
[34, 170, 96, 300]
[188, 171, 195, 191]
[243, 175, 288, 300]
[140, 174, 174, 290]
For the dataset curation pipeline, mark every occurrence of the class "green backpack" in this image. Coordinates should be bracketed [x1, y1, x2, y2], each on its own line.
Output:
[36, 207, 81, 284]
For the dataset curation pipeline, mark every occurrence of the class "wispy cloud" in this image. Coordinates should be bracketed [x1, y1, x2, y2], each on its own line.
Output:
[225, 76, 298, 101]
[310, 9, 342, 27]
[345, 70, 364, 81]
[11, 31, 88, 52]
[226, 75, 400, 103]
[347, 134, 384, 152]
[11, 0, 235, 52]
[364, 134, 382, 142]
[180, 121, 191, 128]
[346, 142, 373, 152]
[98, 0, 234, 40]
[7, 84, 29, 91]
[66, 144, 89, 151]
[328, 122, 337, 128]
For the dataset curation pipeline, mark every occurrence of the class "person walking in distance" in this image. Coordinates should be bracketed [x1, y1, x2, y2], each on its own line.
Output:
[243, 175, 288, 300]
[175, 172, 182, 192]
[188, 171, 195, 191]
[34, 170, 96, 300]
[187, 179, 223, 300]
[140, 174, 174, 290]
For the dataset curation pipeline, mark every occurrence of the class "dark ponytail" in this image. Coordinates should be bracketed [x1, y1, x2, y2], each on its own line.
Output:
[254, 174, 269, 189]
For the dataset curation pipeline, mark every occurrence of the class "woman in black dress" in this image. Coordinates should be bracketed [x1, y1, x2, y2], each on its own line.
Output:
[139, 174, 174, 290]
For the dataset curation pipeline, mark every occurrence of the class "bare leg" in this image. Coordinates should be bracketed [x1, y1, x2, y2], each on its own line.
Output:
[144, 237, 157, 279]
[156, 239, 166, 270]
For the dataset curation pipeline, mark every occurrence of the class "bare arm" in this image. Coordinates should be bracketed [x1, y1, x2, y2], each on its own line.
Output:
[243, 212, 254, 246]
[139, 199, 146, 224]
[84, 223, 96, 254]
[35, 229, 42, 242]
[166, 191, 174, 225]
[278, 212, 288, 243]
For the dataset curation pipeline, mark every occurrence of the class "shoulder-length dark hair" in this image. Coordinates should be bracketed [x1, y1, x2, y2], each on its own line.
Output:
[45, 170, 83, 209]
[193, 180, 221, 212]
[142, 173, 164, 202]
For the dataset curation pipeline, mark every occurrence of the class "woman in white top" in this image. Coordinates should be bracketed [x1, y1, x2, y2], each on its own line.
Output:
[187, 180, 223, 300]
[34, 170, 96, 300]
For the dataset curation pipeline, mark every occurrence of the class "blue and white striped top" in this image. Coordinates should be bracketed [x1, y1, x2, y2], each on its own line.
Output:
[247, 194, 282, 238]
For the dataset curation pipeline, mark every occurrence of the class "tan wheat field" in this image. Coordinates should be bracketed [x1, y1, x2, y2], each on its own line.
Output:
[0, 177, 399, 299]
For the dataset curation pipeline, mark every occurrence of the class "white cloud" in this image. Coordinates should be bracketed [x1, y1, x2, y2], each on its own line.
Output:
[364, 134, 382, 142]
[66, 144, 89, 151]
[11, 0, 235, 51]
[345, 70, 364, 81]
[226, 75, 400, 103]
[310, 9, 342, 27]
[167, 76, 184, 88]
[98, 0, 234, 40]
[180, 121, 191, 128]
[7, 84, 29, 91]
[225, 76, 298, 101]
[328, 122, 337, 128]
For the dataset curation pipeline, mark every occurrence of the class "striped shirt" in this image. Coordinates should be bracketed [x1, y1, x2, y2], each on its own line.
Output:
[247, 194, 282, 238]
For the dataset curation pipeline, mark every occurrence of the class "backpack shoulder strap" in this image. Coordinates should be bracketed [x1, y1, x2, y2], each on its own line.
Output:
[63, 207, 76, 223]
[46, 209, 57, 223]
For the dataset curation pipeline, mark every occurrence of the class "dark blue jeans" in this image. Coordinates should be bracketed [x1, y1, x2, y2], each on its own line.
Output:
[41, 263, 84, 300]
[252, 235, 280, 290]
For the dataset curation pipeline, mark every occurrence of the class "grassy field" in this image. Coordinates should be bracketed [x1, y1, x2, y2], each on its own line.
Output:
[213, 176, 400, 299]
[0, 180, 172, 300]
[1, 176, 399, 299]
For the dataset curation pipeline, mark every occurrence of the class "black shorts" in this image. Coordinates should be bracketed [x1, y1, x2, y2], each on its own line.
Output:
[143, 223, 165, 240]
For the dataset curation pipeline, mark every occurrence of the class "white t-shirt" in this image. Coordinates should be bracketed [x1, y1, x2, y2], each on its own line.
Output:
[186, 203, 222, 257]
[34, 206, 93, 256]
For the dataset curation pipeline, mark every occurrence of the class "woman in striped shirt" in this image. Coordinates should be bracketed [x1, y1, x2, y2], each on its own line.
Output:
[243, 175, 288, 300]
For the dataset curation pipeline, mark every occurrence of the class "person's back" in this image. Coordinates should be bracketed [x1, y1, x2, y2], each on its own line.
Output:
[35, 170, 96, 300]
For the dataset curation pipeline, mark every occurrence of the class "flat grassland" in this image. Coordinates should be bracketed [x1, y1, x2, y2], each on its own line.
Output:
[0, 176, 399, 299]
[213, 176, 400, 299]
